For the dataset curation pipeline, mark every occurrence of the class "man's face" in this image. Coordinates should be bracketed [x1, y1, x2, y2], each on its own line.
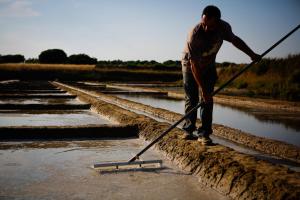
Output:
[201, 15, 218, 32]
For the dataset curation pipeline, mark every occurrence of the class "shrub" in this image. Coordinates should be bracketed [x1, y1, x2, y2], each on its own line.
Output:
[288, 69, 300, 84]
[236, 81, 248, 89]
[39, 49, 67, 64]
[0, 54, 25, 63]
[68, 54, 97, 64]
[25, 58, 39, 63]
[251, 59, 269, 75]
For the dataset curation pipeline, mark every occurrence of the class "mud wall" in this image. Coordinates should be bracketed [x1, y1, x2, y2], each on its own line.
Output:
[53, 82, 300, 199]
[54, 83, 300, 164]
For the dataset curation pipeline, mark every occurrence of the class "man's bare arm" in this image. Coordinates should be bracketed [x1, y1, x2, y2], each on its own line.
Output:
[231, 36, 260, 61]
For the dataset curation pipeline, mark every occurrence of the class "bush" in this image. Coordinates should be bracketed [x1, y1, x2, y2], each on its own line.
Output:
[68, 54, 97, 64]
[162, 60, 181, 68]
[288, 69, 300, 84]
[0, 54, 25, 63]
[39, 49, 67, 64]
[25, 58, 39, 63]
[250, 59, 269, 75]
[236, 81, 248, 89]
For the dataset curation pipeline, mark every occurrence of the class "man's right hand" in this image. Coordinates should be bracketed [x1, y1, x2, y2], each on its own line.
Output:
[250, 52, 261, 62]
[202, 91, 213, 103]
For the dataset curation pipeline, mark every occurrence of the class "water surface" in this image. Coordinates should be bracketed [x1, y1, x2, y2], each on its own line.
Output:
[0, 110, 110, 126]
[0, 139, 227, 200]
[116, 94, 300, 147]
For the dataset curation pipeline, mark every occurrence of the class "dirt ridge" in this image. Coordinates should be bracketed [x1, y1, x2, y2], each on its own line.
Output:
[53, 81, 300, 199]
[56, 82, 300, 164]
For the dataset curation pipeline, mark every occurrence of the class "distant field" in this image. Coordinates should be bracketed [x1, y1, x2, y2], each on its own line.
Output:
[0, 63, 95, 71]
[0, 63, 181, 82]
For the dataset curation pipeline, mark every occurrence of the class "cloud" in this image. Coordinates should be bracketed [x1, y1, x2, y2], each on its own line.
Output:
[0, 0, 40, 17]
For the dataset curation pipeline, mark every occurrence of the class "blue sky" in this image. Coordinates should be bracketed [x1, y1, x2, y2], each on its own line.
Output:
[0, 0, 299, 63]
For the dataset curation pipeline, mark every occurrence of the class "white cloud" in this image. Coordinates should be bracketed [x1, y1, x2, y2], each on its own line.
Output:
[0, 0, 40, 17]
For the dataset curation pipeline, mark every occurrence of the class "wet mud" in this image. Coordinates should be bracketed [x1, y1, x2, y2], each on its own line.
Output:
[0, 94, 77, 99]
[0, 124, 137, 140]
[0, 103, 90, 110]
[53, 81, 300, 199]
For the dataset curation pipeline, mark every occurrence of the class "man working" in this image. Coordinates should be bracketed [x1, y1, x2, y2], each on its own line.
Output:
[182, 5, 260, 145]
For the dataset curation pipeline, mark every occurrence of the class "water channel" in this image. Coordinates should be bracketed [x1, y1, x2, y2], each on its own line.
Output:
[115, 94, 300, 147]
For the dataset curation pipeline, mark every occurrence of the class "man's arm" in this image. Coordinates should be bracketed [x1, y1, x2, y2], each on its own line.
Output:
[190, 59, 213, 103]
[231, 36, 261, 61]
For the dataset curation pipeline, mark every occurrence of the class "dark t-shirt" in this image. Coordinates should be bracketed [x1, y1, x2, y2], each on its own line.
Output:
[182, 19, 235, 71]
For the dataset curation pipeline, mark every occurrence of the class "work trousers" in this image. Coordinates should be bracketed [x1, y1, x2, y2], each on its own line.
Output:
[182, 60, 217, 136]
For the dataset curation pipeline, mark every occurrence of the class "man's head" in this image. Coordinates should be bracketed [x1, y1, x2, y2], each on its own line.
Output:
[201, 5, 221, 32]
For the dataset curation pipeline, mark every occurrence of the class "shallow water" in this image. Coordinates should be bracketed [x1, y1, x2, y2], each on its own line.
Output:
[115, 94, 300, 147]
[0, 140, 227, 200]
[0, 110, 110, 126]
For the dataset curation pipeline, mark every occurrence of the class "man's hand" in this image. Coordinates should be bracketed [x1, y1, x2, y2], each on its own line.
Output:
[190, 59, 213, 103]
[250, 52, 261, 62]
[232, 36, 261, 62]
[201, 91, 213, 103]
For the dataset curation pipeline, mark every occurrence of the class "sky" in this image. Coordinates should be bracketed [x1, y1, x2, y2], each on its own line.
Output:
[0, 0, 299, 63]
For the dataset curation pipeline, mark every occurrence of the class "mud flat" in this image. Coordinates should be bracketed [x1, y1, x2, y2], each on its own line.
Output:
[0, 103, 90, 110]
[0, 90, 66, 94]
[53, 81, 300, 199]
[0, 124, 137, 140]
[0, 94, 77, 99]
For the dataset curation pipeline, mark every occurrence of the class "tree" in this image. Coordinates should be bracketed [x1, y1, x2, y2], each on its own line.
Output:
[0, 54, 25, 63]
[162, 60, 181, 68]
[68, 54, 97, 64]
[39, 49, 67, 64]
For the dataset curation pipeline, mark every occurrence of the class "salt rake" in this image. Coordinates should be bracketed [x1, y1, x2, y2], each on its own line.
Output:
[93, 159, 163, 172]
[93, 24, 300, 172]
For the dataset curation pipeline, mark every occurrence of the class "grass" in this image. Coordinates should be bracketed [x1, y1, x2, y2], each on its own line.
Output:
[216, 55, 300, 100]
[0, 63, 181, 82]
[0, 63, 95, 71]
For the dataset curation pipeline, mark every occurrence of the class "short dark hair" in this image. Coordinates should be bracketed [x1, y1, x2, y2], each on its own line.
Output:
[202, 5, 221, 20]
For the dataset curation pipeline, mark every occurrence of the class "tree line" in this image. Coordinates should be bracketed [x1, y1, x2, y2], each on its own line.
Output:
[0, 54, 25, 63]
[0, 49, 181, 68]
[0, 49, 98, 65]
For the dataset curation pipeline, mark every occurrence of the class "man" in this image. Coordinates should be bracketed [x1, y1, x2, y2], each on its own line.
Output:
[182, 5, 260, 145]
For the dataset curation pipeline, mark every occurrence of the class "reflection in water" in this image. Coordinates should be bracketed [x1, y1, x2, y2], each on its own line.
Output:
[115, 94, 300, 147]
